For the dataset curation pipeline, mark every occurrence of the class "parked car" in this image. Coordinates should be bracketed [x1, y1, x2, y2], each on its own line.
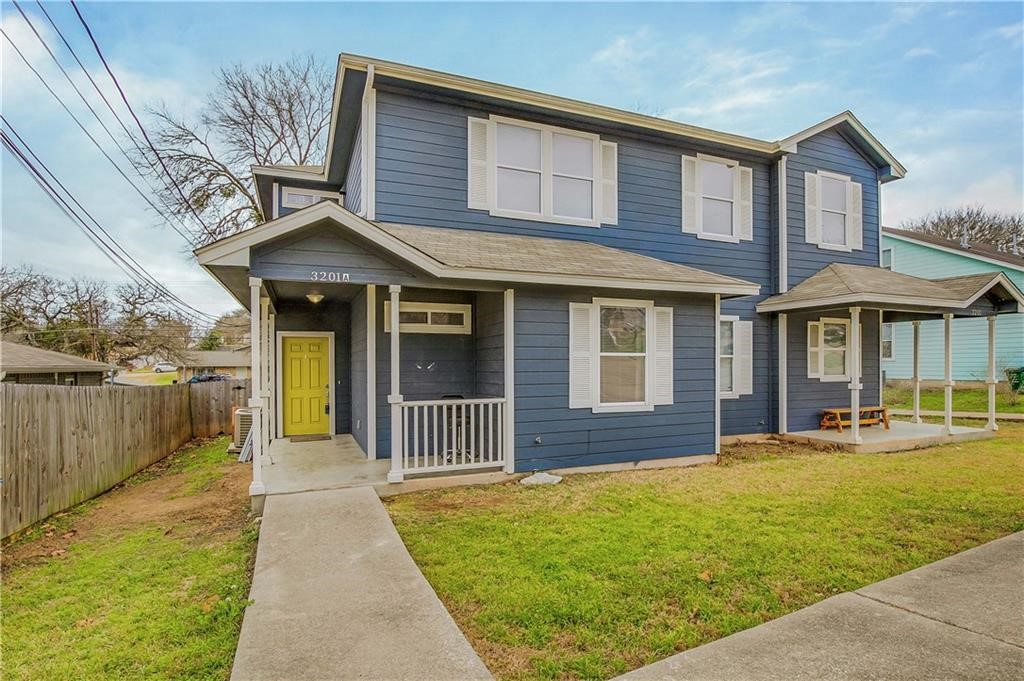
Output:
[153, 362, 177, 373]
[187, 373, 230, 383]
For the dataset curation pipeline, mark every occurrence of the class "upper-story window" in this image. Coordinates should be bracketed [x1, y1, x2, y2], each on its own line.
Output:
[276, 186, 341, 217]
[681, 154, 753, 243]
[804, 171, 863, 252]
[467, 115, 618, 228]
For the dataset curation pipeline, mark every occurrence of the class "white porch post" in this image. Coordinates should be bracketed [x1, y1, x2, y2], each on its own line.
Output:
[248, 277, 265, 497]
[986, 315, 999, 432]
[911, 321, 922, 423]
[849, 307, 862, 445]
[387, 285, 404, 483]
[943, 313, 954, 435]
[503, 289, 515, 474]
[268, 311, 276, 440]
[261, 297, 271, 450]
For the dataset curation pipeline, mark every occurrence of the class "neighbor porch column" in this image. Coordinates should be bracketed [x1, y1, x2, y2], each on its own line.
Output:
[911, 320, 922, 423]
[848, 307, 862, 445]
[248, 277, 265, 498]
[387, 285, 404, 483]
[986, 315, 999, 432]
[943, 313, 954, 435]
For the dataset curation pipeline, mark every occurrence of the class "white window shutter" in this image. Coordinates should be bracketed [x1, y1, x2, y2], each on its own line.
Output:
[600, 141, 618, 225]
[738, 166, 753, 241]
[735, 320, 753, 396]
[467, 117, 491, 210]
[804, 172, 820, 244]
[848, 180, 863, 251]
[682, 156, 700, 234]
[653, 306, 674, 405]
[569, 303, 594, 409]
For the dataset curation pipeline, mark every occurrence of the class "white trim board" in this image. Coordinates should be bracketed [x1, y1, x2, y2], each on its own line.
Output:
[275, 331, 337, 438]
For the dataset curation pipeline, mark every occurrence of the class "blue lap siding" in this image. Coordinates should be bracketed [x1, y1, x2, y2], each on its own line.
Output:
[514, 287, 717, 471]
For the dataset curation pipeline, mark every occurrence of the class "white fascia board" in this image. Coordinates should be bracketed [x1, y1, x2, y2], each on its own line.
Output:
[779, 111, 906, 179]
[756, 292, 965, 314]
[882, 231, 1024, 273]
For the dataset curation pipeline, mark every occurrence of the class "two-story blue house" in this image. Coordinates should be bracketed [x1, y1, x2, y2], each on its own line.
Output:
[196, 55, 1024, 504]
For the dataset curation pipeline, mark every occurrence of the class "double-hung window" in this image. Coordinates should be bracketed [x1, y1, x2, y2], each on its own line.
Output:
[807, 318, 851, 381]
[468, 115, 617, 227]
[568, 298, 673, 412]
[881, 323, 894, 360]
[804, 170, 863, 252]
[681, 154, 753, 242]
[718, 316, 753, 398]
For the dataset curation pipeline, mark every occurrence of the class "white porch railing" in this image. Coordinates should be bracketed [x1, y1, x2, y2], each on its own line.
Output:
[399, 398, 506, 474]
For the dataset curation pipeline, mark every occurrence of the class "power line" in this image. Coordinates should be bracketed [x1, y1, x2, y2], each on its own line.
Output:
[1, 127, 216, 326]
[69, 0, 217, 240]
[1, 117, 216, 322]
[27, 0, 202, 242]
[0, 28, 197, 245]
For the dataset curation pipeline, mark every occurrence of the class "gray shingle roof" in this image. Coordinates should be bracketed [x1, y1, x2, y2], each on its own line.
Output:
[1, 341, 114, 373]
[185, 350, 250, 368]
[757, 264, 1022, 313]
[377, 222, 758, 292]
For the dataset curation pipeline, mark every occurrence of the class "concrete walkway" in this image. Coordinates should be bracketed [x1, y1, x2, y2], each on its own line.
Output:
[231, 487, 491, 681]
[889, 408, 1024, 422]
[618, 533, 1024, 680]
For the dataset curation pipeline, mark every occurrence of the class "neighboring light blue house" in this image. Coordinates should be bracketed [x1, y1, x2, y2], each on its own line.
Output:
[195, 55, 1024, 504]
[880, 227, 1024, 381]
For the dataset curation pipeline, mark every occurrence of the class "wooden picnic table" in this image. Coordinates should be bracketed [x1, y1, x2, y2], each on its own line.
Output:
[820, 406, 890, 433]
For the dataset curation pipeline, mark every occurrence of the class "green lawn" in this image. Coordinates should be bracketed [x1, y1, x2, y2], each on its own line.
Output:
[387, 425, 1024, 680]
[2, 438, 256, 680]
[885, 386, 1024, 413]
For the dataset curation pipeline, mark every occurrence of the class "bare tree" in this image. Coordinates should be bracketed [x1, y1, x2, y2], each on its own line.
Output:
[899, 205, 1024, 253]
[212, 308, 250, 346]
[138, 55, 333, 245]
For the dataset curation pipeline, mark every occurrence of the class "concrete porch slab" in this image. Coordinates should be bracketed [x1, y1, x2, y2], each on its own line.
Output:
[263, 435, 389, 495]
[784, 419, 995, 453]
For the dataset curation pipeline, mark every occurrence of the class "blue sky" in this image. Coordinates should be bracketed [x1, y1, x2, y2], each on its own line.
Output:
[3, 1, 1022, 317]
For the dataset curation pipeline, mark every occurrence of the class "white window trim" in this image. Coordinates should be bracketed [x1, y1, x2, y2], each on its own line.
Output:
[881, 322, 895, 361]
[808, 317, 851, 382]
[280, 186, 341, 210]
[719, 315, 739, 399]
[815, 170, 854, 252]
[592, 297, 655, 414]
[881, 247, 894, 270]
[488, 115, 603, 228]
[383, 301, 473, 335]
[696, 153, 742, 244]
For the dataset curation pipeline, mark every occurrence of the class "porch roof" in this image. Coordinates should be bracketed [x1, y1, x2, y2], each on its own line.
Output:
[755, 263, 1024, 316]
[196, 201, 761, 302]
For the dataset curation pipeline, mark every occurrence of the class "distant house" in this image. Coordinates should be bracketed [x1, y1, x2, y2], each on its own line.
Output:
[0, 341, 114, 386]
[881, 227, 1024, 381]
[180, 348, 251, 381]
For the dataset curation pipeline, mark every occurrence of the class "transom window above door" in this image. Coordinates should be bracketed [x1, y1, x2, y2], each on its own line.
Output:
[467, 115, 618, 228]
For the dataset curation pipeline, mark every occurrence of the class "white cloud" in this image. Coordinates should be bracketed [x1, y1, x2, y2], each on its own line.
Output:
[903, 47, 938, 60]
[591, 28, 655, 66]
[994, 21, 1023, 46]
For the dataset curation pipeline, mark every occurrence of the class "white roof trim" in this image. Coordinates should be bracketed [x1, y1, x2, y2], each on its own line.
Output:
[883, 231, 1024, 273]
[959, 272, 1024, 310]
[779, 111, 906, 179]
[196, 202, 760, 296]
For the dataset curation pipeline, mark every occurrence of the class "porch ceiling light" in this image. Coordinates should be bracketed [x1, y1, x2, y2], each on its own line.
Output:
[306, 292, 325, 304]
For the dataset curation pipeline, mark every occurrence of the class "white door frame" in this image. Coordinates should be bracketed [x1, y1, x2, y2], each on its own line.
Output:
[276, 331, 336, 438]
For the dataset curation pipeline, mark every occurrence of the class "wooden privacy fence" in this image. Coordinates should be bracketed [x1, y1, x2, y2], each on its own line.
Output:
[1, 379, 250, 537]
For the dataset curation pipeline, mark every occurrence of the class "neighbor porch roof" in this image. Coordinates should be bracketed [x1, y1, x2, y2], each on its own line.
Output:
[196, 201, 761, 304]
[755, 263, 1024, 315]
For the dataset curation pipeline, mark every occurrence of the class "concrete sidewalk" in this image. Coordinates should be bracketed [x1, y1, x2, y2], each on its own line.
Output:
[618, 533, 1024, 680]
[231, 487, 491, 681]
